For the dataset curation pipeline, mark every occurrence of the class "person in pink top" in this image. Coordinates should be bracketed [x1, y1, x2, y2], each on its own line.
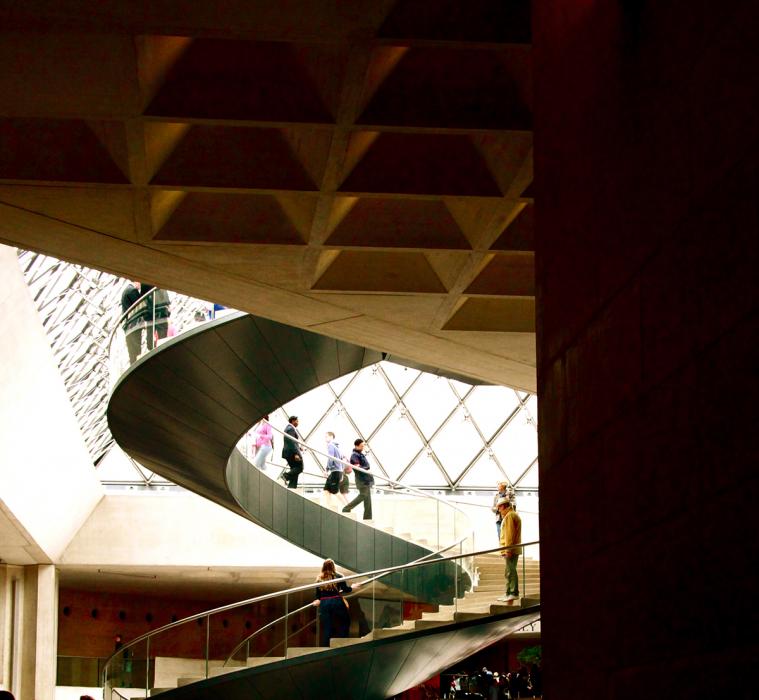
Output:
[252, 415, 273, 470]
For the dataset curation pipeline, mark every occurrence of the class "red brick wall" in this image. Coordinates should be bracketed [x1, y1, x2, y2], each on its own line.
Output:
[534, 2, 758, 698]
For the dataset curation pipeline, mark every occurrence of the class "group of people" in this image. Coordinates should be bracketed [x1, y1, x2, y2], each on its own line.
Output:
[120, 280, 172, 364]
[492, 481, 522, 604]
[447, 664, 541, 698]
[251, 415, 375, 520]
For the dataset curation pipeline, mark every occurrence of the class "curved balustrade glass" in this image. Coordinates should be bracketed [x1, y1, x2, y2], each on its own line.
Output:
[106, 301, 537, 494]
[102, 542, 539, 696]
[106, 287, 214, 388]
[234, 423, 476, 575]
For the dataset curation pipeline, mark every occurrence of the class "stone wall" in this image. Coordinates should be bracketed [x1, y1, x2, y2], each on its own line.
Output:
[534, 3, 758, 697]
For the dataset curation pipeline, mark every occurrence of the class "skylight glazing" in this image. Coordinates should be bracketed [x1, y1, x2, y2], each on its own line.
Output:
[17, 250, 538, 492]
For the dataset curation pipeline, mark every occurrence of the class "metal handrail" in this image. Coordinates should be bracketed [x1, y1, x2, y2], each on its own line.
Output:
[106, 286, 158, 357]
[261, 422, 474, 535]
[259, 461, 441, 504]
[102, 539, 538, 676]
[221, 536, 470, 666]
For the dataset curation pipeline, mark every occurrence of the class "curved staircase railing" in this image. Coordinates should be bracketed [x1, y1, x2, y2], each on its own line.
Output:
[103, 304, 534, 699]
[221, 535, 471, 669]
[106, 285, 210, 388]
[102, 541, 539, 698]
[248, 421, 476, 563]
[107, 307, 479, 586]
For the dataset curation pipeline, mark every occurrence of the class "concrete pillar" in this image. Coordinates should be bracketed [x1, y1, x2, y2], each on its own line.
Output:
[0, 565, 23, 695]
[0, 565, 58, 700]
[34, 566, 58, 700]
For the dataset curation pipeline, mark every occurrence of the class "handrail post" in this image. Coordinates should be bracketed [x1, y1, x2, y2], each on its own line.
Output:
[205, 614, 210, 678]
[436, 499, 440, 550]
[284, 595, 289, 657]
[145, 637, 150, 698]
[454, 542, 460, 611]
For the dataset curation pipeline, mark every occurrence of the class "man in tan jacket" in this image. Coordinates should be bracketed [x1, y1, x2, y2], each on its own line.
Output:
[496, 497, 522, 603]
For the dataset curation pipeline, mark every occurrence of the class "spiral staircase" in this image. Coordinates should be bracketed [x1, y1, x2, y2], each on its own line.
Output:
[105, 311, 540, 699]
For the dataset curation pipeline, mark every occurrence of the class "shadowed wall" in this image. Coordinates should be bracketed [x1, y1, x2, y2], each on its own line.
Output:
[535, 3, 758, 697]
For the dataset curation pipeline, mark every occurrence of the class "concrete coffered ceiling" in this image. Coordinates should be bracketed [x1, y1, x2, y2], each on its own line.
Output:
[0, 0, 536, 389]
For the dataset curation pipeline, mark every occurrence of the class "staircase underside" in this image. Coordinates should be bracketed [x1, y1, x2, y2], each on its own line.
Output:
[157, 607, 540, 700]
[106, 313, 538, 698]
[107, 312, 473, 587]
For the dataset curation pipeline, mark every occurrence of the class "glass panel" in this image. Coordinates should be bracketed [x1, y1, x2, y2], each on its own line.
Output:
[104, 638, 147, 698]
[515, 460, 539, 489]
[338, 368, 395, 435]
[101, 541, 539, 695]
[519, 541, 540, 600]
[147, 615, 209, 691]
[401, 453, 449, 488]
[280, 384, 334, 435]
[448, 377, 474, 396]
[95, 445, 147, 484]
[428, 406, 482, 481]
[490, 411, 538, 484]
[401, 374, 458, 439]
[297, 450, 325, 487]
[463, 386, 521, 440]
[457, 451, 504, 489]
[328, 370, 358, 396]
[378, 362, 420, 395]
[524, 394, 538, 427]
[369, 406, 425, 481]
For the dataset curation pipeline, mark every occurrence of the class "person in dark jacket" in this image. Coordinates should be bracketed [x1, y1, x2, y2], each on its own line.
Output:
[312, 558, 352, 646]
[280, 416, 303, 488]
[121, 280, 144, 364]
[139, 283, 171, 351]
[342, 439, 373, 520]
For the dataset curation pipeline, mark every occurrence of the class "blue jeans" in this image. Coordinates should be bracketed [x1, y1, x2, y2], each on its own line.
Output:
[319, 597, 349, 646]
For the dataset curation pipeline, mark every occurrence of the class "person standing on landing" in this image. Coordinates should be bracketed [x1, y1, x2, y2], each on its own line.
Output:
[491, 480, 515, 540]
[342, 439, 373, 520]
[497, 497, 522, 604]
[280, 415, 304, 488]
[252, 414, 273, 470]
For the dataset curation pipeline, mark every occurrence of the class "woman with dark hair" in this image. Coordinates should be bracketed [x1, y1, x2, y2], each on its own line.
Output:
[312, 558, 352, 646]
[252, 415, 273, 470]
[0, 691, 16, 700]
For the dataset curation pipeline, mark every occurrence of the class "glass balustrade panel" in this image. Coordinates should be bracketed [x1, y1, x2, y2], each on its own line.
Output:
[104, 543, 537, 696]
[108, 288, 211, 387]
[103, 638, 147, 699]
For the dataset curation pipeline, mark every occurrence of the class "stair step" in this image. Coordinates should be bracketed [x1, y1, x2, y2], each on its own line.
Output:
[475, 579, 540, 588]
[148, 690, 173, 697]
[367, 625, 414, 640]
[246, 656, 285, 667]
[413, 618, 452, 630]
[286, 646, 330, 658]
[329, 636, 365, 648]
[210, 666, 244, 677]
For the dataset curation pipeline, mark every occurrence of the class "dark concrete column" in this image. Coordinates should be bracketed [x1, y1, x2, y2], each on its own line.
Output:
[533, 3, 758, 697]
